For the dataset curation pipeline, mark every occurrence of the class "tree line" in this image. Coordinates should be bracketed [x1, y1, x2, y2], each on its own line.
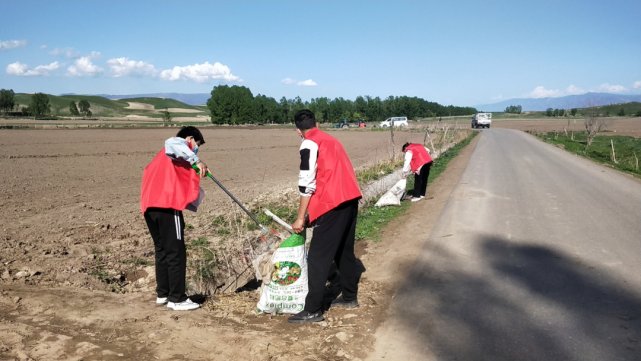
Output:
[545, 108, 578, 117]
[207, 85, 478, 125]
[504, 105, 522, 114]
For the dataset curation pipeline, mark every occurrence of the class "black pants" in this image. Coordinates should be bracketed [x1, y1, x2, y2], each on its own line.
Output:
[304, 199, 360, 313]
[144, 208, 187, 303]
[413, 162, 433, 198]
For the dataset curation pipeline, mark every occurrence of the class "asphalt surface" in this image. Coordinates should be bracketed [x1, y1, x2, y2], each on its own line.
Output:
[369, 129, 641, 361]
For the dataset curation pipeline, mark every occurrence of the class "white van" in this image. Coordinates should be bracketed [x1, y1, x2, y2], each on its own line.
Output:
[380, 117, 408, 127]
[471, 113, 492, 128]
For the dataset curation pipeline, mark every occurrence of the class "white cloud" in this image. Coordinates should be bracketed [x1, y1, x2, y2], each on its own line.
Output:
[297, 79, 317, 86]
[524, 83, 631, 99]
[594, 83, 627, 93]
[107, 57, 157, 77]
[565, 84, 585, 95]
[6, 61, 61, 76]
[39, 45, 47, 49]
[0, 39, 28, 50]
[528, 86, 562, 98]
[282, 78, 297, 85]
[634, 81, 641, 89]
[159, 61, 239, 83]
[66, 57, 104, 77]
[49, 47, 81, 58]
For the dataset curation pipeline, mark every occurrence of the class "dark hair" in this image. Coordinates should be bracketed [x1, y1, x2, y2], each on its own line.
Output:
[402, 142, 411, 152]
[176, 126, 205, 145]
[294, 109, 316, 130]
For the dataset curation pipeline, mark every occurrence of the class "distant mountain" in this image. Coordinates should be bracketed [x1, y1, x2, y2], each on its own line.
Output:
[475, 92, 641, 112]
[92, 93, 211, 106]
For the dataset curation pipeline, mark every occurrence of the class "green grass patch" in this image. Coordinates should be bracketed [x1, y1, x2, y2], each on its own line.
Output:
[247, 205, 298, 231]
[592, 102, 641, 117]
[356, 159, 404, 185]
[187, 237, 210, 250]
[535, 131, 641, 175]
[355, 131, 478, 242]
[122, 258, 153, 266]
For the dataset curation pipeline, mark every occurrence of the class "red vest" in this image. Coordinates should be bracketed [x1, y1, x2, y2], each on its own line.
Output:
[140, 148, 200, 213]
[407, 144, 433, 173]
[304, 128, 362, 222]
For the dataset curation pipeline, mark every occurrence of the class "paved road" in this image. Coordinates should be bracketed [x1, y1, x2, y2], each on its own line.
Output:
[369, 129, 641, 361]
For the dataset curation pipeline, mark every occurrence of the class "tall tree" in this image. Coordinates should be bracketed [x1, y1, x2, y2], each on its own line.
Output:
[0, 89, 16, 114]
[69, 101, 80, 116]
[207, 85, 254, 124]
[584, 103, 607, 150]
[161, 108, 172, 125]
[30, 93, 51, 118]
[78, 99, 92, 118]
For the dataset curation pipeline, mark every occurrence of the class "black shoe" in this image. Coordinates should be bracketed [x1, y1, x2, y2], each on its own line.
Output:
[331, 296, 359, 308]
[287, 310, 324, 324]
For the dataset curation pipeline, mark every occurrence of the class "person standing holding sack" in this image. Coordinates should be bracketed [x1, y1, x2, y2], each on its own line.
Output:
[140, 126, 209, 311]
[402, 142, 433, 202]
[287, 110, 363, 324]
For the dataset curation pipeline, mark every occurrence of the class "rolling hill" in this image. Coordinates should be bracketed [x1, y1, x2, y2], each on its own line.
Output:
[14, 93, 208, 117]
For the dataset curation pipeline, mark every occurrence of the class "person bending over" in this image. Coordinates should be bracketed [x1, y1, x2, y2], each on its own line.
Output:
[140, 126, 209, 311]
[402, 142, 433, 202]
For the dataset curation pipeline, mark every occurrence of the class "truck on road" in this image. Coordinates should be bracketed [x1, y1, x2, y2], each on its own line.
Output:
[471, 113, 492, 128]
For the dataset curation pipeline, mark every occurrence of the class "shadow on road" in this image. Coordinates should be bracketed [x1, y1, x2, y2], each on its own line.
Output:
[394, 235, 641, 361]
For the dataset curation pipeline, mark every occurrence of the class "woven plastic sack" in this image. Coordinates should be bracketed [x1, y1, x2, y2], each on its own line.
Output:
[375, 178, 407, 207]
[256, 233, 308, 314]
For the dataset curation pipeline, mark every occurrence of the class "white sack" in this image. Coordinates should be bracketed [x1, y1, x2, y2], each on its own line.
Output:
[375, 179, 407, 207]
[256, 234, 308, 314]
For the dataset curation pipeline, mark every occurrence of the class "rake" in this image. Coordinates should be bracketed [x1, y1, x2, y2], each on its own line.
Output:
[192, 164, 278, 247]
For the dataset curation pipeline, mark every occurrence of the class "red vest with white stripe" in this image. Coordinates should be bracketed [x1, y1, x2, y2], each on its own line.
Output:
[304, 128, 362, 222]
[407, 144, 433, 173]
[140, 148, 200, 213]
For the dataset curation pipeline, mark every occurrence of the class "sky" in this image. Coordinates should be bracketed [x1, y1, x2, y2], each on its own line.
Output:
[1, 0, 640, 107]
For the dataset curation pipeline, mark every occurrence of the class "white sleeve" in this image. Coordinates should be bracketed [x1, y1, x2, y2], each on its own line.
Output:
[165, 137, 200, 165]
[403, 150, 413, 173]
[298, 139, 318, 197]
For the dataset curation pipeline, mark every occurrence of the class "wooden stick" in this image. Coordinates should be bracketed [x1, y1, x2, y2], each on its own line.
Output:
[264, 209, 293, 233]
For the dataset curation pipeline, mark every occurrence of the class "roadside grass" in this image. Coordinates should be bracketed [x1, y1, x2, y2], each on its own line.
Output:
[356, 158, 405, 184]
[355, 131, 478, 242]
[535, 131, 641, 176]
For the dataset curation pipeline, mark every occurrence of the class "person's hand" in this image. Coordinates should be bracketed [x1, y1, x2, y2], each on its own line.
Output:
[196, 161, 209, 178]
[292, 217, 306, 234]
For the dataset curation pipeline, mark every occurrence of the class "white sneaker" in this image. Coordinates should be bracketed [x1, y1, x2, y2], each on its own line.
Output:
[167, 298, 200, 311]
[156, 297, 168, 306]
[411, 196, 424, 202]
